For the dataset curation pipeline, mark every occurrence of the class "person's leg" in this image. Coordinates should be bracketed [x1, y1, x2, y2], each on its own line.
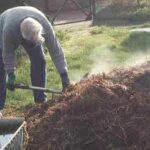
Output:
[0, 48, 6, 109]
[22, 41, 46, 103]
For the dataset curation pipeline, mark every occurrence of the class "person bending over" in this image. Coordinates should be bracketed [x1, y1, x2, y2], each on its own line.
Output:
[0, 6, 70, 110]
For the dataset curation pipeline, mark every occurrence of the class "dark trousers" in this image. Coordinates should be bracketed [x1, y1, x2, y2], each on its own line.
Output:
[22, 41, 46, 103]
[0, 48, 6, 109]
[0, 42, 46, 109]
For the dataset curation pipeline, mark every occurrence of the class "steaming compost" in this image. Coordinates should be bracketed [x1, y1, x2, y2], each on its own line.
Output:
[25, 61, 150, 150]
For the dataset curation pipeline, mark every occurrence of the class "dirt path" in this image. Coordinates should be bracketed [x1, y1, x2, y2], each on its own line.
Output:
[131, 28, 150, 32]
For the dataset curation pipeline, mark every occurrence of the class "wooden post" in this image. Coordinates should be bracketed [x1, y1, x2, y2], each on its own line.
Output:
[91, 0, 96, 21]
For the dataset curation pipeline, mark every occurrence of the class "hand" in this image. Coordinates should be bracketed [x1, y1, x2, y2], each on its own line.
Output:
[62, 80, 70, 91]
[7, 72, 16, 91]
[60, 72, 70, 91]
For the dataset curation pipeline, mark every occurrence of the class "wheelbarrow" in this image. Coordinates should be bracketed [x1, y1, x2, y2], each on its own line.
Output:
[0, 118, 26, 150]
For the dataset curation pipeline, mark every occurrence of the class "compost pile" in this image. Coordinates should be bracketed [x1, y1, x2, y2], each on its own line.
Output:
[26, 61, 150, 150]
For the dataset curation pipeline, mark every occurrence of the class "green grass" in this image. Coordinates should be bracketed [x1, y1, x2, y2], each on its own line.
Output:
[4, 22, 150, 114]
[122, 31, 150, 51]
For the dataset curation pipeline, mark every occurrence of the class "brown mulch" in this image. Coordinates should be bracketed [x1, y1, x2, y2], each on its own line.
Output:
[25, 61, 150, 150]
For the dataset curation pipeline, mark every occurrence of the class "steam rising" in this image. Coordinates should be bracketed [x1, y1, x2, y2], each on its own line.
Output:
[124, 52, 150, 67]
[90, 46, 150, 74]
[70, 44, 150, 83]
[90, 45, 150, 75]
[90, 45, 116, 74]
[74, 47, 149, 83]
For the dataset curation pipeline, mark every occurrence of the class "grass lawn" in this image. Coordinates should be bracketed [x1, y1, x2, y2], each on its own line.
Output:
[3, 21, 150, 116]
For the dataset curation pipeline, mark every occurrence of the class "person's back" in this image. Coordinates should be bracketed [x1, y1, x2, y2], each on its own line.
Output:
[0, 6, 68, 74]
[0, 6, 49, 46]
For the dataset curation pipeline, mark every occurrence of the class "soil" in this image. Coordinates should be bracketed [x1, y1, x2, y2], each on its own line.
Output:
[25, 61, 150, 150]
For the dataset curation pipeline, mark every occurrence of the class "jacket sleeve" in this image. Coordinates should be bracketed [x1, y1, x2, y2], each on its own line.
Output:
[2, 29, 16, 74]
[44, 23, 68, 74]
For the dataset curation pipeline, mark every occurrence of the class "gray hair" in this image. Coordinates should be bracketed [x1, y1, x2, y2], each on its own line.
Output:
[20, 17, 45, 45]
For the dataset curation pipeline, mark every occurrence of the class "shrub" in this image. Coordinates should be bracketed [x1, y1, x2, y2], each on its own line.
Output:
[129, 7, 150, 21]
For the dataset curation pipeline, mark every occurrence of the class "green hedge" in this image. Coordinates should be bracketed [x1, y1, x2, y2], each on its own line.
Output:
[95, 4, 150, 23]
